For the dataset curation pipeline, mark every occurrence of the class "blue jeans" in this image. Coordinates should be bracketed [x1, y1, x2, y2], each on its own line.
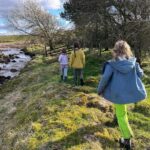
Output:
[60, 65, 68, 79]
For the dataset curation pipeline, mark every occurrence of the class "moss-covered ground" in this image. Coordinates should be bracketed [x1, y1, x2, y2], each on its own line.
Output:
[0, 51, 150, 150]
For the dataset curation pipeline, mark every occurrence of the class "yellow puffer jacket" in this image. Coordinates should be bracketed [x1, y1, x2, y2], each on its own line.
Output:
[70, 49, 85, 69]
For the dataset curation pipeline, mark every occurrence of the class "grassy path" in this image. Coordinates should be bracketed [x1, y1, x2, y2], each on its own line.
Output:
[0, 53, 150, 150]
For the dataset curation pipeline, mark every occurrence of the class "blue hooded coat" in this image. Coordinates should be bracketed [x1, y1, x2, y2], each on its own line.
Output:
[97, 57, 147, 104]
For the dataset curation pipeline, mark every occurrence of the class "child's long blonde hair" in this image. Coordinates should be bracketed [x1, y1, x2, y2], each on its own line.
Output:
[113, 40, 133, 59]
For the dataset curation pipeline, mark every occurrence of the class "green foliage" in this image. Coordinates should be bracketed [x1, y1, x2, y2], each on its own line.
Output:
[27, 44, 44, 55]
[61, 0, 150, 59]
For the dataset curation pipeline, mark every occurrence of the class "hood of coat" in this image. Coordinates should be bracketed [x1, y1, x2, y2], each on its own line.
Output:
[109, 57, 137, 74]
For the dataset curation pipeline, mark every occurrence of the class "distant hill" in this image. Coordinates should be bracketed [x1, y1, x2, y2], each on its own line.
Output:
[0, 35, 30, 43]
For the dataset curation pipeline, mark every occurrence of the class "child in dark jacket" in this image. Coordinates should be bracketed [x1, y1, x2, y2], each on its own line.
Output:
[98, 40, 147, 149]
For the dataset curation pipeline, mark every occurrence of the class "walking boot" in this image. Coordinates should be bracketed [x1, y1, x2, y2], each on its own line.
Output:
[59, 75, 63, 82]
[64, 76, 67, 82]
[119, 138, 132, 150]
[80, 79, 84, 86]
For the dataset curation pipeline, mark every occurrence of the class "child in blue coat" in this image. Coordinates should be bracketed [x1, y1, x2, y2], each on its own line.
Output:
[98, 40, 147, 149]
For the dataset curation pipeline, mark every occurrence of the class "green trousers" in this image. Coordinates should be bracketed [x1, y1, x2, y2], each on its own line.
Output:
[114, 104, 134, 139]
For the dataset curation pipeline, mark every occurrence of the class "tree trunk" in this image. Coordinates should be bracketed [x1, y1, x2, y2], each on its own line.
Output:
[134, 45, 142, 66]
[98, 43, 102, 56]
[89, 43, 93, 53]
[44, 44, 48, 57]
[48, 40, 54, 51]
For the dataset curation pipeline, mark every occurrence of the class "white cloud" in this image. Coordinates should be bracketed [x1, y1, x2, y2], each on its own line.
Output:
[38, 0, 67, 10]
[0, 0, 66, 17]
[44, 0, 62, 9]
[0, 0, 69, 34]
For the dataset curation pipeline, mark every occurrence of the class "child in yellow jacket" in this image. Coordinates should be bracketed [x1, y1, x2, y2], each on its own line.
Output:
[70, 42, 85, 86]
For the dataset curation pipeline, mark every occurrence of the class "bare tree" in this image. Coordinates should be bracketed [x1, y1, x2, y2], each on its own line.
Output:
[7, 0, 58, 56]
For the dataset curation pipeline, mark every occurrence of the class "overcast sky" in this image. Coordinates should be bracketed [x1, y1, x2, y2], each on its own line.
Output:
[0, 0, 72, 35]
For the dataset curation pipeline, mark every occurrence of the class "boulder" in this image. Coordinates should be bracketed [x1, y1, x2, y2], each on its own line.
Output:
[10, 69, 18, 72]
[12, 60, 16, 63]
[15, 56, 20, 59]
[0, 76, 11, 84]
[9, 54, 15, 59]
[0, 55, 11, 63]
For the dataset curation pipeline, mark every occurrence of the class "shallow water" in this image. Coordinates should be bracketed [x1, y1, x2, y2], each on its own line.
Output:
[0, 48, 31, 78]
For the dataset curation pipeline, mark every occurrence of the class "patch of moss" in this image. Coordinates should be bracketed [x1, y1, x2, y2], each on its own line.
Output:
[32, 122, 42, 132]
[134, 102, 150, 116]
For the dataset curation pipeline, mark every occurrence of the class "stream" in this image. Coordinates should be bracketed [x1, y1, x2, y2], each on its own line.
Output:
[0, 48, 31, 84]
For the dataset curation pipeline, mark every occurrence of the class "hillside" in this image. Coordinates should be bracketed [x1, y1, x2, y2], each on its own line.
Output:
[0, 52, 150, 150]
[0, 35, 30, 44]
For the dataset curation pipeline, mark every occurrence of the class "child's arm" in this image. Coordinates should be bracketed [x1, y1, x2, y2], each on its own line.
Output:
[97, 64, 113, 95]
[136, 63, 144, 78]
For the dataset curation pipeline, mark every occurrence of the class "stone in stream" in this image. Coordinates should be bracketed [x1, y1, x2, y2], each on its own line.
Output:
[4, 58, 11, 64]
[0, 76, 11, 84]
[10, 69, 18, 73]
[9, 54, 15, 59]
[0, 58, 5, 63]
[0, 56, 11, 64]
[15, 56, 20, 59]
[12, 60, 16, 63]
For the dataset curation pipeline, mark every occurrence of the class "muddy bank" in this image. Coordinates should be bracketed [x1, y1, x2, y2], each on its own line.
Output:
[0, 42, 26, 49]
[0, 48, 32, 84]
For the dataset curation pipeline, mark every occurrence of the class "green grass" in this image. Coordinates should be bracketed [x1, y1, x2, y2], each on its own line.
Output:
[27, 44, 45, 55]
[0, 35, 30, 43]
[0, 51, 150, 150]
